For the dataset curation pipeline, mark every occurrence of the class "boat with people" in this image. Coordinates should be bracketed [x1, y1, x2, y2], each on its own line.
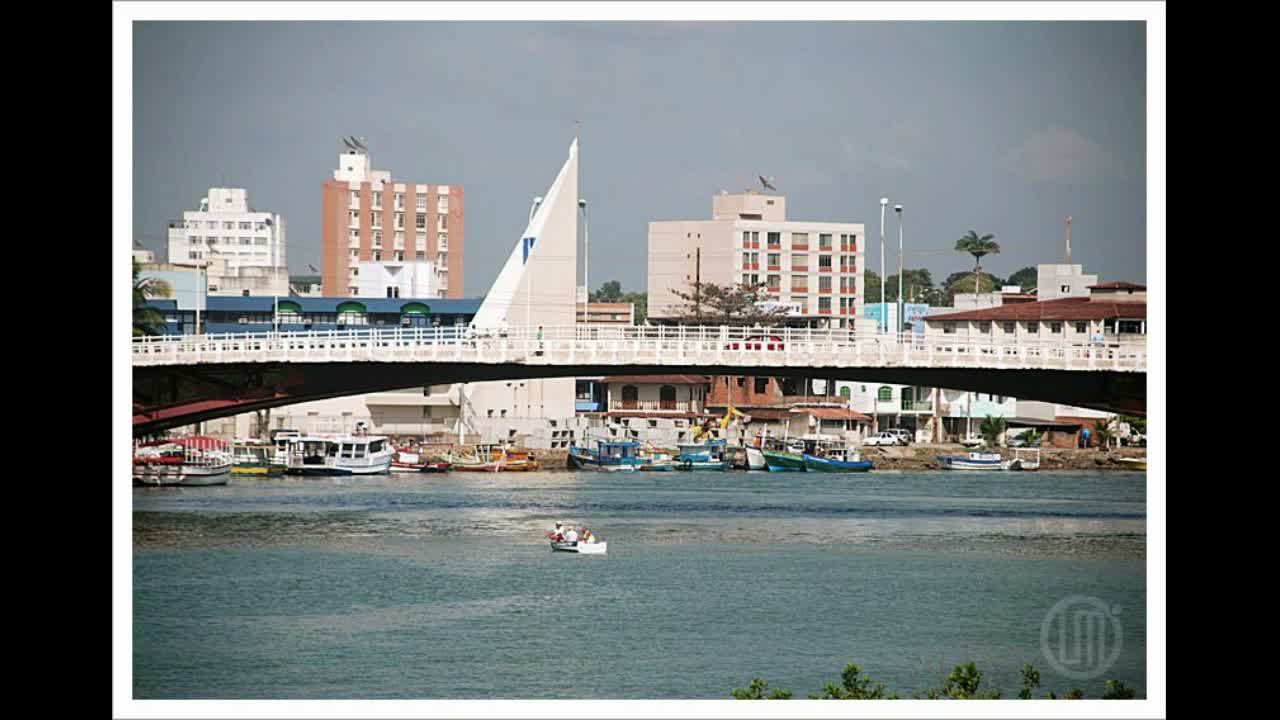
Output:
[282, 434, 394, 476]
[447, 443, 540, 472]
[802, 440, 874, 472]
[567, 439, 646, 472]
[231, 442, 287, 476]
[133, 436, 234, 486]
[545, 522, 607, 554]
[675, 439, 731, 471]
[936, 450, 1010, 471]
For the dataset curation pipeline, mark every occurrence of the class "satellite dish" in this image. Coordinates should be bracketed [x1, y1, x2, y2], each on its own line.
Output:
[758, 175, 776, 191]
[342, 137, 356, 150]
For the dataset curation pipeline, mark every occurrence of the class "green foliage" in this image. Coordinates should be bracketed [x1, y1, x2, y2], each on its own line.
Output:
[1007, 266, 1038, 292]
[133, 259, 172, 337]
[1119, 415, 1146, 435]
[733, 660, 1138, 700]
[808, 664, 888, 699]
[954, 230, 1002, 294]
[1093, 417, 1117, 449]
[730, 677, 792, 699]
[1020, 429, 1044, 448]
[883, 268, 935, 303]
[669, 280, 790, 326]
[979, 415, 1006, 447]
[1102, 680, 1136, 699]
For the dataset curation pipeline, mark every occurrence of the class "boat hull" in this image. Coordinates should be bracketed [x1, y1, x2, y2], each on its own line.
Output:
[1116, 458, 1146, 470]
[640, 462, 675, 471]
[802, 454, 874, 472]
[936, 455, 1008, 471]
[133, 463, 231, 486]
[762, 451, 807, 472]
[550, 541, 607, 554]
[287, 457, 393, 476]
[451, 460, 539, 472]
[745, 446, 767, 471]
[231, 463, 286, 476]
[675, 459, 730, 471]
[566, 450, 642, 471]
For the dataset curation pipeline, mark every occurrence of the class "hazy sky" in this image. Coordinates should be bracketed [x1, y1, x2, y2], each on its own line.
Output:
[133, 21, 1146, 296]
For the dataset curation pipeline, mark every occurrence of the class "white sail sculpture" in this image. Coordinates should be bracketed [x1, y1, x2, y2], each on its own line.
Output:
[471, 138, 579, 331]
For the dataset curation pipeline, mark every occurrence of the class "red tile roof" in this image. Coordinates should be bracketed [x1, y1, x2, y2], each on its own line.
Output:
[925, 296, 1146, 323]
[598, 374, 710, 385]
[794, 407, 872, 421]
[1088, 281, 1147, 290]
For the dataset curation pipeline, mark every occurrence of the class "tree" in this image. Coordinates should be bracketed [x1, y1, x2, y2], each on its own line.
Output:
[1020, 429, 1044, 448]
[589, 280, 623, 303]
[809, 663, 890, 699]
[954, 230, 1001, 294]
[884, 268, 935, 303]
[588, 280, 648, 324]
[863, 269, 881, 308]
[730, 677, 792, 699]
[1007, 266, 1038, 293]
[133, 259, 172, 337]
[669, 280, 790, 326]
[1093, 418, 1116, 450]
[979, 415, 1006, 447]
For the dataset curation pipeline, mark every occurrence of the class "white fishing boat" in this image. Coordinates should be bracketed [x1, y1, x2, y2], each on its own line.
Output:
[550, 540, 608, 554]
[936, 451, 1009, 470]
[1007, 448, 1042, 471]
[745, 444, 767, 471]
[283, 434, 393, 476]
[133, 436, 233, 486]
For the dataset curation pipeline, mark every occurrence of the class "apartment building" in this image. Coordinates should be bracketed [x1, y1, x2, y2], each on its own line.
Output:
[166, 187, 288, 296]
[321, 144, 463, 298]
[647, 191, 867, 330]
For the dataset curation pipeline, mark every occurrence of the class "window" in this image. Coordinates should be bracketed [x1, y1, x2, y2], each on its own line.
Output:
[1060, 285, 1070, 293]
[239, 221, 251, 230]
[792, 232, 809, 248]
[350, 249, 358, 258]
[438, 233, 448, 249]
[977, 321, 991, 334]
[395, 213, 404, 229]
[1075, 322, 1088, 334]
[373, 230, 382, 246]
[818, 297, 831, 311]
[255, 237, 268, 245]
[754, 377, 768, 394]
[386, 287, 400, 298]
[350, 190, 360, 206]
[240, 237, 252, 245]
[416, 215, 426, 229]
[621, 385, 639, 407]
[791, 275, 808, 292]
[1050, 322, 1063, 334]
[1025, 322, 1038, 333]
[372, 251, 381, 261]
[438, 252, 448, 266]
[819, 276, 832, 292]
[818, 255, 832, 269]
[223, 221, 234, 230]
[659, 385, 677, 409]
[767, 232, 781, 247]
[1002, 321, 1016, 334]
[416, 251, 425, 261]
[840, 276, 855, 293]
[416, 193, 427, 210]
[791, 254, 807, 269]
[372, 191, 382, 205]
[371, 211, 382, 227]
[417, 232, 427, 248]
[819, 233, 832, 249]
[438, 215, 448, 231]
[767, 274, 781, 291]
[944, 322, 956, 334]
[349, 228, 360, 240]
[878, 386, 893, 401]
[437, 195, 449, 213]
[207, 221, 217, 229]
[395, 193, 404, 209]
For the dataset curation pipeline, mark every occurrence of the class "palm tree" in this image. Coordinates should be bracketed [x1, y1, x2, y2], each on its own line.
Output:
[954, 230, 1001, 294]
[1092, 418, 1116, 451]
[133, 260, 172, 336]
[978, 415, 1006, 448]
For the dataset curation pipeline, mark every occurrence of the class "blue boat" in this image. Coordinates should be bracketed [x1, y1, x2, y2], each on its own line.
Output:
[802, 449, 874, 472]
[567, 440, 646, 472]
[675, 439, 731, 471]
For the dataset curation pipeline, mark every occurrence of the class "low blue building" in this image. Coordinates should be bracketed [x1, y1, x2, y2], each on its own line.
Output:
[141, 295, 482, 335]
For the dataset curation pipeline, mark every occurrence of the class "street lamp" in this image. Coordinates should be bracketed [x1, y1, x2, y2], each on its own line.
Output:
[895, 204, 904, 338]
[879, 198, 888, 335]
[579, 198, 589, 326]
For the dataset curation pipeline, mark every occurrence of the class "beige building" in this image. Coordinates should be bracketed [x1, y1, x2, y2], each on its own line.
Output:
[647, 191, 867, 330]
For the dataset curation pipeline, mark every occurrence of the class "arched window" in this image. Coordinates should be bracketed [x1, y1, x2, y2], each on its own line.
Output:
[336, 301, 367, 326]
[659, 385, 677, 410]
[621, 385, 639, 409]
[877, 386, 893, 402]
[276, 300, 303, 325]
[400, 301, 431, 327]
[839, 386, 851, 399]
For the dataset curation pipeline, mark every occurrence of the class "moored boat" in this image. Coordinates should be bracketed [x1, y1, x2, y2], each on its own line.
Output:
[448, 444, 540, 472]
[802, 442, 874, 472]
[936, 451, 1008, 470]
[1008, 448, 1042, 471]
[567, 440, 645, 471]
[675, 439, 731, 471]
[761, 438, 808, 472]
[134, 436, 233, 486]
[1116, 457, 1146, 470]
[283, 434, 394, 476]
[231, 442, 287, 476]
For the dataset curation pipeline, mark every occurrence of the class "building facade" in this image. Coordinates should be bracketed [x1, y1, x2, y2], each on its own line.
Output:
[923, 282, 1147, 345]
[647, 192, 867, 330]
[321, 145, 463, 298]
[356, 260, 444, 299]
[166, 187, 288, 297]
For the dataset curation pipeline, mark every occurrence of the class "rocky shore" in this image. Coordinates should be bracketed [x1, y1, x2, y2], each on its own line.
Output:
[409, 445, 1146, 472]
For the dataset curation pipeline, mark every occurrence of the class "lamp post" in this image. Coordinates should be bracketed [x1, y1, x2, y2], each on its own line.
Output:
[895, 204, 904, 339]
[879, 198, 888, 335]
[579, 198, 589, 326]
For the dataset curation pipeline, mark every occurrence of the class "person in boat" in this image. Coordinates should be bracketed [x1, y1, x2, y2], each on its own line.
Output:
[581, 528, 595, 544]
[563, 526, 579, 545]
[547, 521, 565, 541]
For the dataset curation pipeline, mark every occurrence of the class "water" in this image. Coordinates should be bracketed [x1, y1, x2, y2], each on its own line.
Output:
[133, 470, 1146, 699]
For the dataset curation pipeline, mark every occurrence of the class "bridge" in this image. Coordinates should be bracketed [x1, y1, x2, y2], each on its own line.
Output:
[132, 325, 1147, 435]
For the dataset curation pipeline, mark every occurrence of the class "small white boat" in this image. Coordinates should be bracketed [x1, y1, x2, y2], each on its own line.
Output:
[550, 540, 607, 554]
[284, 434, 393, 476]
[745, 444, 767, 471]
[937, 451, 1009, 470]
[133, 436, 233, 486]
[1116, 457, 1147, 470]
[1008, 448, 1041, 471]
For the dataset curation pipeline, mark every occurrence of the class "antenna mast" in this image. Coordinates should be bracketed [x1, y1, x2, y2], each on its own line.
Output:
[1066, 216, 1072, 264]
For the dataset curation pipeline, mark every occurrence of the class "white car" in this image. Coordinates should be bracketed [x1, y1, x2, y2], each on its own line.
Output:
[884, 428, 912, 446]
[862, 431, 900, 447]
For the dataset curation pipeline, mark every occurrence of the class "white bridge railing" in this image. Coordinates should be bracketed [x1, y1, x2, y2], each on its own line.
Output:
[131, 325, 1147, 372]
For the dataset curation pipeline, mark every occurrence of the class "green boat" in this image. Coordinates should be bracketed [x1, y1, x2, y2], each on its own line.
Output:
[762, 449, 807, 472]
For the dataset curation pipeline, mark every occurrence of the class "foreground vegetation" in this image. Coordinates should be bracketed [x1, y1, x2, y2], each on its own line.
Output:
[732, 661, 1138, 700]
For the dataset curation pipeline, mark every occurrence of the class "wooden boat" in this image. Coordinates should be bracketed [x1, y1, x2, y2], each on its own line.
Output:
[567, 440, 645, 472]
[936, 451, 1009, 470]
[448, 444, 540, 472]
[639, 449, 676, 471]
[1008, 448, 1042, 471]
[802, 443, 874, 472]
[231, 442, 286, 476]
[1116, 457, 1146, 470]
[761, 438, 808, 472]
[675, 439, 731, 471]
[550, 540, 607, 554]
[134, 436, 233, 486]
[744, 444, 768, 471]
[283, 434, 394, 476]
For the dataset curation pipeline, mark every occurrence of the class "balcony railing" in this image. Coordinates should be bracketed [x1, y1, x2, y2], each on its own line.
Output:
[611, 400, 694, 412]
[901, 400, 934, 412]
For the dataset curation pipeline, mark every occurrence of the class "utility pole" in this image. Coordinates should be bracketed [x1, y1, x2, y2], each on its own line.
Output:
[1065, 216, 1073, 264]
[695, 247, 702, 323]
[895, 204, 904, 338]
[879, 198, 888, 334]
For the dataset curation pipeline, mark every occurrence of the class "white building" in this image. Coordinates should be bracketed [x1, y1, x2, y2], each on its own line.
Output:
[1036, 264, 1098, 301]
[356, 260, 444, 298]
[167, 187, 288, 297]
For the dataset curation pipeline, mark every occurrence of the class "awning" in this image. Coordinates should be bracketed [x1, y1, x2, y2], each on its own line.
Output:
[796, 407, 871, 421]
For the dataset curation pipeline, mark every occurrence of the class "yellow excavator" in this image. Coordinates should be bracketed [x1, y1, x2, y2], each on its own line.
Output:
[692, 404, 751, 442]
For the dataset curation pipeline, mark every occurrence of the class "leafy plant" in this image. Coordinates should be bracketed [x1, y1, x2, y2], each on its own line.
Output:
[1093, 417, 1116, 450]
[730, 677, 792, 699]
[979, 415, 1006, 447]
[1020, 429, 1043, 448]
[133, 259, 172, 337]
[954, 230, 1001, 294]
[808, 663, 890, 699]
[669, 280, 790, 326]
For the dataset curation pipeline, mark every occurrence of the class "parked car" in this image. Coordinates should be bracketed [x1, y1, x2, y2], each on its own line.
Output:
[862, 431, 900, 447]
[725, 334, 786, 351]
[884, 428, 912, 446]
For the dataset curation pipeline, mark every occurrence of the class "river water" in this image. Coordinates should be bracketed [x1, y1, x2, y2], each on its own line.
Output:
[133, 470, 1146, 699]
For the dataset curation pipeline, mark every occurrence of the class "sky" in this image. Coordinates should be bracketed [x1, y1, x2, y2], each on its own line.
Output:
[132, 21, 1146, 297]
